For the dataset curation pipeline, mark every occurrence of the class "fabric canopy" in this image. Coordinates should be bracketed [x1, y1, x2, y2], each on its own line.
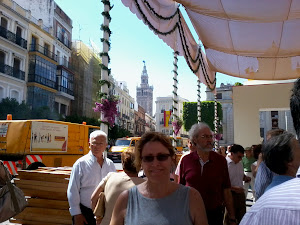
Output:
[121, 0, 300, 90]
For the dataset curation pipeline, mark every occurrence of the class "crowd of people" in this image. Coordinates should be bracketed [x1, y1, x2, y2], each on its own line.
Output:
[66, 78, 300, 225]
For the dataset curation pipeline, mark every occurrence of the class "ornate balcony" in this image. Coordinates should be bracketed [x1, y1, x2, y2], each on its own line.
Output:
[29, 44, 57, 62]
[0, 26, 27, 49]
[0, 63, 25, 80]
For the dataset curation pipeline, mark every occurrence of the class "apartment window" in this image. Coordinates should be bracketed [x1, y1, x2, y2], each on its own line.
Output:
[16, 26, 22, 45]
[13, 58, 21, 71]
[44, 43, 50, 57]
[0, 86, 4, 100]
[54, 102, 59, 113]
[10, 90, 19, 101]
[1, 17, 8, 29]
[216, 93, 222, 99]
[61, 104, 66, 115]
[0, 51, 5, 65]
[271, 111, 279, 129]
[31, 36, 37, 51]
[16, 26, 22, 37]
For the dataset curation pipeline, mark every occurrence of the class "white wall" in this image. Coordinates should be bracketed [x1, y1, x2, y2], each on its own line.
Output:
[233, 82, 294, 147]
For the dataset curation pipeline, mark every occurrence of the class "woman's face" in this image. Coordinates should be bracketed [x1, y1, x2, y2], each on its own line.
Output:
[141, 141, 172, 182]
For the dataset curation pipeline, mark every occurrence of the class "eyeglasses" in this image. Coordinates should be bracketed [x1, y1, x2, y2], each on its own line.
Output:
[200, 135, 214, 139]
[141, 154, 171, 163]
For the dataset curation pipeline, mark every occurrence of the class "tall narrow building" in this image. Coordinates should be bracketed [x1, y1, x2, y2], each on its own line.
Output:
[136, 61, 153, 116]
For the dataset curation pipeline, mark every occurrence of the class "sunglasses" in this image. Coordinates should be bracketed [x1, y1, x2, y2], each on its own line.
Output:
[141, 154, 171, 163]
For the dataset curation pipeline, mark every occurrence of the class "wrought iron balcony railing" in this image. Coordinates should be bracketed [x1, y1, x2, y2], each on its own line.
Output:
[28, 73, 56, 89]
[56, 31, 71, 49]
[56, 85, 74, 96]
[0, 63, 25, 80]
[0, 26, 27, 49]
[29, 44, 57, 62]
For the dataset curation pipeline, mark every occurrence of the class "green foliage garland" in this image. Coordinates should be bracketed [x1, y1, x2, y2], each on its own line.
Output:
[183, 101, 222, 131]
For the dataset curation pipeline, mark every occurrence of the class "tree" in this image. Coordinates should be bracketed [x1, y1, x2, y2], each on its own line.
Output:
[64, 114, 99, 126]
[182, 101, 223, 131]
[31, 106, 61, 120]
[234, 82, 243, 86]
[108, 125, 132, 144]
[0, 98, 31, 120]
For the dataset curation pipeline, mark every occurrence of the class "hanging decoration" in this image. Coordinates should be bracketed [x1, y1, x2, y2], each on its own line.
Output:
[126, 0, 216, 91]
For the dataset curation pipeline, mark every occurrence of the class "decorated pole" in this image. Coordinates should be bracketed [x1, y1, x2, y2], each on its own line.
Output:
[99, 0, 112, 134]
[214, 93, 219, 151]
[172, 51, 182, 140]
[197, 78, 201, 123]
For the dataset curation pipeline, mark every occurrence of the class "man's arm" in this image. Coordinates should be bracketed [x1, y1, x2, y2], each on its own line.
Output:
[223, 188, 236, 223]
[67, 162, 82, 216]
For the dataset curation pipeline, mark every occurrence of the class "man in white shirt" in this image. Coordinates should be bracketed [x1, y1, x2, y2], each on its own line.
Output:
[225, 144, 251, 224]
[67, 130, 116, 225]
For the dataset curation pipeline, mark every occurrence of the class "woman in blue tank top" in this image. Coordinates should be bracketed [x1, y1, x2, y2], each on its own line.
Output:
[110, 132, 208, 225]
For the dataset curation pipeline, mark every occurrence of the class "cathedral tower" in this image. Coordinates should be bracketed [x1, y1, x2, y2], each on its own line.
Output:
[136, 61, 154, 116]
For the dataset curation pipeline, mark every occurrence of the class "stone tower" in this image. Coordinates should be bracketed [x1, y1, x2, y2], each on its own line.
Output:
[136, 61, 154, 116]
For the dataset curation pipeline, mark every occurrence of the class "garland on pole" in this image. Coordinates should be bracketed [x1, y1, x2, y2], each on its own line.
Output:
[197, 79, 201, 123]
[96, 0, 118, 128]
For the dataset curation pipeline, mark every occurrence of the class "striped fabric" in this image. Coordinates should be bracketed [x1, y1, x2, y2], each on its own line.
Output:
[254, 161, 274, 199]
[240, 178, 300, 225]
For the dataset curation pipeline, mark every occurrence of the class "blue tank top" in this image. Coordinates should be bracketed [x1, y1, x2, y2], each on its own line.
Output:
[125, 184, 193, 225]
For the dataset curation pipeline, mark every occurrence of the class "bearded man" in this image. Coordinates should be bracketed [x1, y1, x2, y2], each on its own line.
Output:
[179, 123, 236, 225]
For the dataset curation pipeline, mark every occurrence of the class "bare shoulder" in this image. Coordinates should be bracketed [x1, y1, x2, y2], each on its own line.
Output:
[189, 187, 208, 225]
[189, 187, 201, 199]
[116, 189, 129, 208]
[110, 190, 129, 225]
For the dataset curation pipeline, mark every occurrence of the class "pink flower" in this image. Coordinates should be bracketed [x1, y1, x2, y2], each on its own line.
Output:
[172, 119, 183, 136]
[93, 97, 119, 127]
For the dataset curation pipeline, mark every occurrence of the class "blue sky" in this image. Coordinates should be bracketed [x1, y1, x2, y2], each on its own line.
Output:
[55, 0, 246, 102]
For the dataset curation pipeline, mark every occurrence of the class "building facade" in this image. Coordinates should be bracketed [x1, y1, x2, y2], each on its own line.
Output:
[109, 79, 135, 134]
[145, 112, 156, 132]
[13, 0, 74, 117]
[155, 96, 188, 136]
[0, 0, 29, 103]
[71, 41, 101, 119]
[134, 104, 146, 136]
[206, 83, 234, 146]
[136, 62, 153, 116]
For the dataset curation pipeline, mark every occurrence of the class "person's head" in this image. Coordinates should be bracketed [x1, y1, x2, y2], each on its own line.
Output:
[263, 132, 300, 176]
[189, 123, 213, 152]
[227, 145, 232, 153]
[135, 132, 175, 180]
[290, 78, 300, 138]
[266, 128, 285, 141]
[244, 147, 253, 158]
[252, 144, 262, 160]
[121, 148, 139, 174]
[217, 146, 226, 156]
[229, 144, 245, 164]
[89, 130, 108, 158]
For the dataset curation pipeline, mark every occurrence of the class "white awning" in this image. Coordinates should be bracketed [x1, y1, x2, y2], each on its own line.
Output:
[121, 0, 300, 90]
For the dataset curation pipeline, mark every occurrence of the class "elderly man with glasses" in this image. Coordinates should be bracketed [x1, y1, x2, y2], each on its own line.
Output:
[179, 122, 236, 225]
